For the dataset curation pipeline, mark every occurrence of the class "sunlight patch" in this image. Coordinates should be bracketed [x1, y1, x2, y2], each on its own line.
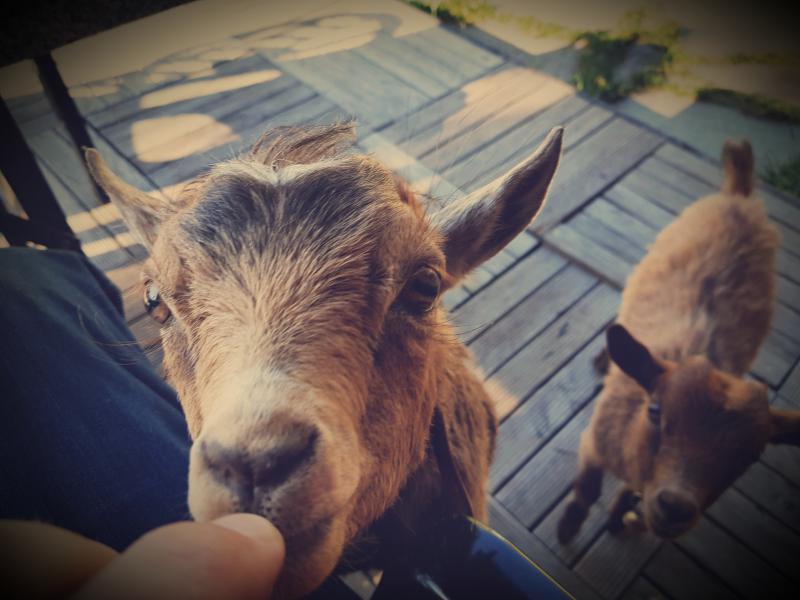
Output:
[132, 114, 238, 163]
[140, 70, 282, 109]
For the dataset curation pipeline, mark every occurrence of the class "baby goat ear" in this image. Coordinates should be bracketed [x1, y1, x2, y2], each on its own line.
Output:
[769, 408, 800, 446]
[84, 148, 165, 250]
[606, 323, 665, 393]
[432, 126, 563, 282]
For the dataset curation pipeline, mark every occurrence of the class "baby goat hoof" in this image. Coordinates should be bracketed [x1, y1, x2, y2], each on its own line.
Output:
[557, 502, 587, 544]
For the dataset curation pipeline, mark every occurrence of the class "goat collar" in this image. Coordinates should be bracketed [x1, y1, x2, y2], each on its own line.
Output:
[431, 406, 475, 517]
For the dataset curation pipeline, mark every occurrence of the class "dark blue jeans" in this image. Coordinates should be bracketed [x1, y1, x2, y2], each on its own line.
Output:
[0, 248, 191, 551]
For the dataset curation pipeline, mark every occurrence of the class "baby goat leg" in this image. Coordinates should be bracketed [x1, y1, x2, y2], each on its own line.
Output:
[558, 462, 603, 544]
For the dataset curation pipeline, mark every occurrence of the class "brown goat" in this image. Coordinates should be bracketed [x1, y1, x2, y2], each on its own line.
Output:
[558, 140, 800, 544]
[85, 122, 564, 598]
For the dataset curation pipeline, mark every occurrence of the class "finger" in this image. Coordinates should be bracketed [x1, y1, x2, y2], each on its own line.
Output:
[0, 520, 117, 599]
[74, 514, 284, 600]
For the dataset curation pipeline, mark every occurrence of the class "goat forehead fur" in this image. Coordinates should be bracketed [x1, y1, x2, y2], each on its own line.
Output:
[161, 152, 439, 283]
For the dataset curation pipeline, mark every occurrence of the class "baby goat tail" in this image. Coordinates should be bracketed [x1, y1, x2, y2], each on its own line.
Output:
[721, 139, 755, 197]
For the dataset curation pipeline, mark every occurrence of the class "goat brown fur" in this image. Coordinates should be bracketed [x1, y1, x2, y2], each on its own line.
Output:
[558, 140, 800, 543]
[86, 122, 563, 598]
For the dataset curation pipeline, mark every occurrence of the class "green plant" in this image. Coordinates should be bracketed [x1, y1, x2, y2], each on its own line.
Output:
[406, 1, 496, 26]
[763, 155, 800, 198]
[571, 10, 682, 102]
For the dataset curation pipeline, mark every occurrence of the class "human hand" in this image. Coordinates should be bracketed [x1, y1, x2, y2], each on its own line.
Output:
[0, 514, 284, 599]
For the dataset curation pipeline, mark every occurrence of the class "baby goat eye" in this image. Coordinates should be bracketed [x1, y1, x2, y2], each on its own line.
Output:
[402, 266, 441, 314]
[143, 281, 171, 324]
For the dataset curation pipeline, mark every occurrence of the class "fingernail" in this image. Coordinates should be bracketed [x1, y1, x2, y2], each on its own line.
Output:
[212, 513, 284, 547]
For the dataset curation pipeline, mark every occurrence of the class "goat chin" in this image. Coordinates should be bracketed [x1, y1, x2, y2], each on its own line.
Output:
[271, 518, 347, 600]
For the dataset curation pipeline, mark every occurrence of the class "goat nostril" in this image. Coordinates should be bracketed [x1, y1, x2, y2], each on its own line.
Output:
[198, 426, 319, 509]
[200, 440, 254, 507]
[255, 427, 319, 490]
[657, 490, 697, 522]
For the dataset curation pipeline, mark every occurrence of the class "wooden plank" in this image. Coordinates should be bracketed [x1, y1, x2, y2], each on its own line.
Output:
[638, 152, 800, 264]
[644, 544, 736, 600]
[398, 26, 502, 81]
[636, 156, 800, 257]
[491, 332, 604, 489]
[556, 105, 615, 151]
[137, 81, 316, 173]
[380, 67, 532, 147]
[751, 328, 800, 388]
[496, 395, 597, 527]
[505, 231, 537, 258]
[777, 276, 800, 313]
[113, 74, 302, 162]
[778, 363, 800, 405]
[605, 185, 675, 231]
[638, 156, 715, 200]
[87, 124, 164, 196]
[778, 248, 800, 284]
[442, 95, 588, 192]
[358, 131, 461, 200]
[442, 283, 470, 312]
[105, 259, 146, 293]
[535, 476, 625, 567]
[264, 48, 427, 129]
[91, 53, 281, 131]
[545, 223, 635, 288]
[774, 303, 800, 344]
[452, 246, 566, 345]
[352, 35, 450, 98]
[485, 283, 619, 419]
[481, 248, 518, 276]
[150, 94, 341, 187]
[423, 78, 575, 179]
[761, 395, 800, 487]
[676, 516, 792, 600]
[461, 265, 496, 294]
[615, 168, 693, 215]
[584, 197, 659, 251]
[405, 68, 559, 161]
[570, 212, 647, 265]
[488, 498, 603, 600]
[574, 526, 662, 600]
[531, 119, 663, 232]
[656, 143, 800, 232]
[707, 487, 800, 581]
[734, 461, 800, 533]
[28, 127, 104, 211]
[619, 577, 669, 600]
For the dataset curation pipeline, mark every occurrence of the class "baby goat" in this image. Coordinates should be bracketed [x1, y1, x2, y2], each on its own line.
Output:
[558, 140, 800, 543]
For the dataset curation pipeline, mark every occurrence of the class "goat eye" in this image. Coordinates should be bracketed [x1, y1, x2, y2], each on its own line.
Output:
[402, 266, 441, 313]
[143, 281, 171, 324]
[647, 403, 661, 425]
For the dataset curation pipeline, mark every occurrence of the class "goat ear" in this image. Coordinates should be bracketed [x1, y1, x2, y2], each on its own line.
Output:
[769, 408, 800, 446]
[606, 323, 665, 393]
[432, 126, 563, 282]
[84, 148, 165, 250]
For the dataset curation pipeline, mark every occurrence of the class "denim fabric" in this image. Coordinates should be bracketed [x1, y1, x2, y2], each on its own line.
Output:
[0, 248, 190, 551]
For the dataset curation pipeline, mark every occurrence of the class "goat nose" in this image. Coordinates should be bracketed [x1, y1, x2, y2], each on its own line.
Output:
[200, 426, 318, 508]
[657, 489, 697, 522]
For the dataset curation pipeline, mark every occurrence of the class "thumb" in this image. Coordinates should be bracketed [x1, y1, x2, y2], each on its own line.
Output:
[75, 514, 284, 600]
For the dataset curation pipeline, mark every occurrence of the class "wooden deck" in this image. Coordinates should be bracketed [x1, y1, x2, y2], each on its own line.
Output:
[7, 4, 800, 598]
